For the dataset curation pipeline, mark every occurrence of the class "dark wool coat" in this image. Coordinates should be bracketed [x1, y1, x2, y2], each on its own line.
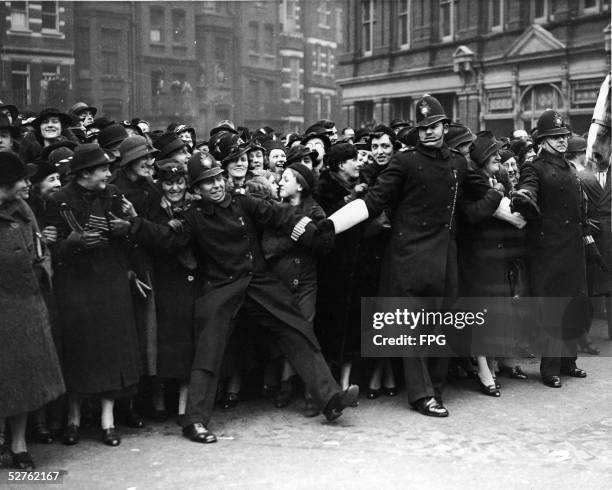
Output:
[314, 170, 373, 364]
[578, 167, 611, 296]
[363, 143, 499, 300]
[518, 152, 588, 298]
[146, 199, 199, 380]
[46, 182, 142, 395]
[18, 130, 79, 164]
[130, 193, 319, 375]
[108, 168, 161, 375]
[0, 198, 65, 418]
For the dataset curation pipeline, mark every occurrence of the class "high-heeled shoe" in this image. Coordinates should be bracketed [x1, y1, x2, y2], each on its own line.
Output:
[493, 376, 501, 389]
[221, 392, 239, 409]
[478, 380, 500, 397]
[366, 388, 381, 399]
[383, 386, 397, 397]
[12, 452, 35, 470]
[62, 423, 79, 446]
[101, 427, 121, 447]
[32, 424, 54, 444]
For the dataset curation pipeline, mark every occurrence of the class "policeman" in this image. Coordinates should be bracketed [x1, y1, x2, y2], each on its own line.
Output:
[513, 110, 600, 388]
[326, 95, 501, 417]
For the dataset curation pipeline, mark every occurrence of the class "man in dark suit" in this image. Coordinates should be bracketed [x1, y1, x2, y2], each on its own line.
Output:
[578, 149, 612, 341]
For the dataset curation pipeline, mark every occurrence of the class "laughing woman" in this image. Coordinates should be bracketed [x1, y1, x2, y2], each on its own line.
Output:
[19, 108, 79, 163]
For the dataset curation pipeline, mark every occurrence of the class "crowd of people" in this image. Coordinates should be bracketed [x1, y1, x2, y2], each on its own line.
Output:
[0, 93, 610, 470]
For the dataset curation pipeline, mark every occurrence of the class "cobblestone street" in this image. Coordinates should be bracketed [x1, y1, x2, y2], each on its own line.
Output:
[3, 320, 612, 489]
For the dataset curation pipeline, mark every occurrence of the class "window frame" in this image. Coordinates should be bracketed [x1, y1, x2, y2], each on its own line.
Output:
[580, 0, 601, 14]
[532, 0, 549, 24]
[149, 7, 165, 44]
[9, 1, 29, 32]
[171, 9, 186, 45]
[361, 0, 375, 56]
[398, 0, 411, 49]
[289, 58, 300, 101]
[41, 0, 59, 33]
[489, 0, 504, 32]
[248, 21, 260, 54]
[317, 0, 331, 28]
[439, 0, 457, 42]
[11, 61, 31, 107]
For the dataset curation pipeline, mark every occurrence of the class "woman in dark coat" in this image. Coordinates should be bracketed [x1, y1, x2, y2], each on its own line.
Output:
[145, 163, 199, 423]
[315, 142, 368, 389]
[458, 132, 527, 396]
[45, 144, 143, 446]
[0, 152, 65, 469]
[262, 163, 327, 414]
[19, 108, 79, 164]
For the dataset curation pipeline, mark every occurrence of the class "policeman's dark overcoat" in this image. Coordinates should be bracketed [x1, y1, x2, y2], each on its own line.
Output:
[363, 143, 496, 299]
[46, 182, 142, 395]
[131, 193, 319, 375]
[518, 151, 587, 297]
[578, 167, 611, 295]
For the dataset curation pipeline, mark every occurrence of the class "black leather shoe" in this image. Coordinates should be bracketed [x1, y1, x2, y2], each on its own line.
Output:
[12, 452, 35, 470]
[500, 365, 528, 380]
[366, 388, 381, 399]
[303, 398, 320, 418]
[32, 425, 54, 444]
[412, 397, 449, 417]
[478, 380, 501, 397]
[127, 410, 145, 428]
[222, 392, 239, 409]
[383, 386, 398, 397]
[560, 367, 587, 378]
[323, 385, 359, 421]
[102, 428, 121, 447]
[62, 423, 79, 446]
[542, 375, 562, 388]
[182, 423, 217, 443]
[493, 377, 501, 389]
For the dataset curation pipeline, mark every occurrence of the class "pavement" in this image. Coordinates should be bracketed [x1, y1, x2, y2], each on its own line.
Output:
[2, 319, 612, 490]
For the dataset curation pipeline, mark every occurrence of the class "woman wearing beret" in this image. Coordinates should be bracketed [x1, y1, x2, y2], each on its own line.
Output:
[458, 132, 528, 396]
[262, 163, 329, 414]
[45, 144, 143, 447]
[0, 151, 65, 469]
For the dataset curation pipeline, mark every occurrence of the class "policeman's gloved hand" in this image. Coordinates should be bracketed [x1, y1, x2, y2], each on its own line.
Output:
[585, 240, 608, 271]
[312, 218, 336, 254]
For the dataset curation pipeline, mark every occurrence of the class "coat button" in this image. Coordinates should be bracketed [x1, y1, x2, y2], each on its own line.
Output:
[10, 222, 18, 229]
[421, 221, 427, 227]
[417, 165, 423, 171]
[497, 243, 503, 249]
[187, 275, 194, 282]
[563, 203, 568, 208]
[450, 185, 455, 190]
[444, 224, 449, 228]
[292, 279, 299, 286]
[294, 258, 301, 264]
[421, 184, 427, 190]
[565, 220, 569, 224]
[422, 204, 428, 209]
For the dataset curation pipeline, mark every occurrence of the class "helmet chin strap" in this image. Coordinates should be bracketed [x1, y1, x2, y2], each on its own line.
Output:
[540, 138, 562, 155]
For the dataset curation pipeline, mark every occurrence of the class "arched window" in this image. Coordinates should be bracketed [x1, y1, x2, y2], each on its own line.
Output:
[519, 83, 565, 130]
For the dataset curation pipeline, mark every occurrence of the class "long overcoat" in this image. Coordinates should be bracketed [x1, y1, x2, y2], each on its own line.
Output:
[363, 143, 498, 299]
[130, 193, 320, 376]
[518, 152, 588, 297]
[578, 167, 611, 296]
[46, 182, 142, 395]
[0, 198, 65, 417]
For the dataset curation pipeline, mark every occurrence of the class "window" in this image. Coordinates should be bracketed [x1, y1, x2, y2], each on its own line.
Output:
[77, 27, 91, 71]
[281, 0, 301, 33]
[150, 7, 164, 43]
[248, 22, 259, 52]
[289, 58, 300, 100]
[355, 100, 374, 126]
[249, 79, 260, 112]
[315, 94, 322, 120]
[101, 28, 120, 75]
[263, 24, 274, 55]
[41, 1, 58, 31]
[10, 1, 28, 31]
[440, 0, 457, 42]
[263, 80, 274, 104]
[327, 48, 334, 75]
[324, 95, 332, 119]
[318, 0, 331, 28]
[202, 1, 216, 12]
[489, 0, 504, 31]
[533, 0, 548, 23]
[11, 62, 30, 107]
[335, 7, 343, 44]
[398, 0, 411, 48]
[361, 0, 375, 55]
[581, 0, 600, 12]
[391, 97, 412, 121]
[172, 9, 186, 44]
